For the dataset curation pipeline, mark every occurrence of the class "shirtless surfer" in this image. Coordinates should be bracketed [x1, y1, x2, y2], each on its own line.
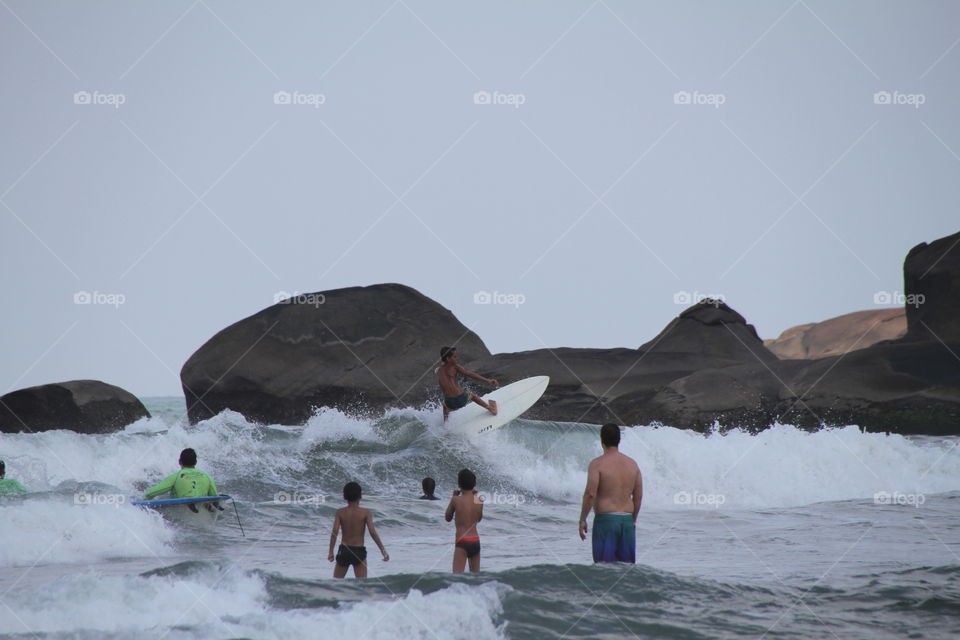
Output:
[438, 346, 499, 421]
[578, 423, 643, 563]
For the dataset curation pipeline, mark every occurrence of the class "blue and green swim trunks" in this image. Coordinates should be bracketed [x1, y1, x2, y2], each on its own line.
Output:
[592, 513, 636, 563]
[444, 391, 474, 410]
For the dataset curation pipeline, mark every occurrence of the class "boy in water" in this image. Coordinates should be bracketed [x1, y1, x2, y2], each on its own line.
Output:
[419, 477, 439, 500]
[437, 346, 499, 421]
[328, 481, 389, 578]
[445, 468, 484, 573]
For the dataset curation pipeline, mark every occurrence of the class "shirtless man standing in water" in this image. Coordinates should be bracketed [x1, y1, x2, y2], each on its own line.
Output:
[437, 346, 499, 421]
[579, 423, 643, 563]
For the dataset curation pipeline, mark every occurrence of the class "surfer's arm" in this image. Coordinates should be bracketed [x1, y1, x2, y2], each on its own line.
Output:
[328, 512, 341, 561]
[632, 469, 643, 520]
[367, 512, 389, 561]
[455, 365, 497, 387]
[143, 472, 177, 499]
[579, 462, 599, 539]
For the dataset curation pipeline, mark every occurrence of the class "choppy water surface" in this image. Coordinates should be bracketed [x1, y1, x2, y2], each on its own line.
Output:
[1, 397, 958, 639]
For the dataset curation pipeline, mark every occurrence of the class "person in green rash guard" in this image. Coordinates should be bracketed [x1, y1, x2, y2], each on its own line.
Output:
[0, 460, 29, 496]
[144, 448, 219, 508]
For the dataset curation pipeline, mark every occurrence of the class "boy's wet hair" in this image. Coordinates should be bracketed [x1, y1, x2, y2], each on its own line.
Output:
[422, 477, 436, 496]
[440, 346, 456, 361]
[343, 481, 362, 502]
[179, 448, 197, 466]
[600, 423, 621, 447]
[457, 468, 476, 491]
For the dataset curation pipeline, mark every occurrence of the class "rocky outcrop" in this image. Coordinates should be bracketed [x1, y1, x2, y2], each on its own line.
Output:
[468, 301, 781, 427]
[764, 309, 906, 359]
[903, 230, 960, 344]
[178, 233, 960, 435]
[180, 283, 490, 424]
[0, 380, 150, 434]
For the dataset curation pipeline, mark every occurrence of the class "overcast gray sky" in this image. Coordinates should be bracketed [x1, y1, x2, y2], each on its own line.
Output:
[2, 1, 958, 397]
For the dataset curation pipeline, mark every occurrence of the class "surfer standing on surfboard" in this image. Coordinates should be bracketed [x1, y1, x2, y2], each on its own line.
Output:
[438, 346, 499, 421]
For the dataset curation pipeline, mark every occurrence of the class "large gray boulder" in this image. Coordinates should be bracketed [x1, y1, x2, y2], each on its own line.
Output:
[181, 283, 490, 424]
[0, 380, 150, 434]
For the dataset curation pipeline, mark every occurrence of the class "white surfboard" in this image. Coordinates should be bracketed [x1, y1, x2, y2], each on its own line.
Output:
[446, 376, 549, 436]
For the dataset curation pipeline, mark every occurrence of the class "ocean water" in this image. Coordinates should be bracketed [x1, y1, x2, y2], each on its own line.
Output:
[0, 397, 958, 639]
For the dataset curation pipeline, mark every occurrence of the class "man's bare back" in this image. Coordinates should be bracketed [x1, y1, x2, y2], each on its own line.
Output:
[590, 451, 642, 515]
[579, 424, 642, 563]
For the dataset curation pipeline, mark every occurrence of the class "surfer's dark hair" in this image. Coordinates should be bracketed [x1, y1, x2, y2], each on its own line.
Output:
[422, 477, 436, 496]
[179, 448, 197, 466]
[600, 423, 621, 447]
[343, 481, 362, 502]
[457, 468, 476, 491]
[440, 346, 456, 361]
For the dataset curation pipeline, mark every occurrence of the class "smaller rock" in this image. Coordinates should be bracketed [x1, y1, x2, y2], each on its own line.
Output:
[0, 380, 150, 434]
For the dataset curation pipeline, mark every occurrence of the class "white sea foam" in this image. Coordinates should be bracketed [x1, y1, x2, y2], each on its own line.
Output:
[481, 422, 960, 509]
[3, 404, 958, 516]
[0, 498, 175, 567]
[0, 410, 305, 493]
[0, 566, 508, 639]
